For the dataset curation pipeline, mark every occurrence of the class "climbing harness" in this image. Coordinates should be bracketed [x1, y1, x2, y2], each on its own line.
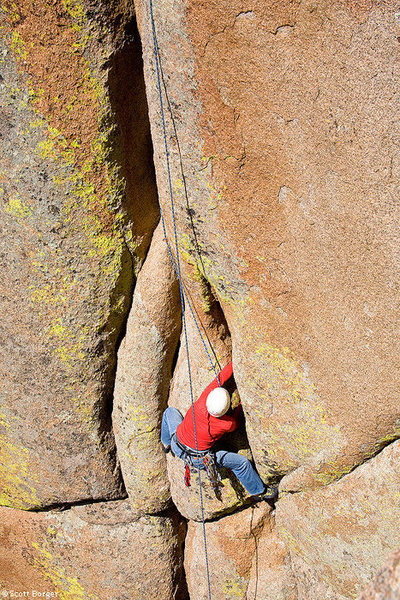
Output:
[173, 433, 223, 495]
[149, 2, 219, 597]
[184, 454, 222, 498]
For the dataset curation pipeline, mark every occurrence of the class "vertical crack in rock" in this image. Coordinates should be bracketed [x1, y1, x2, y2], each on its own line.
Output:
[107, 16, 160, 271]
[166, 272, 269, 522]
[100, 14, 161, 491]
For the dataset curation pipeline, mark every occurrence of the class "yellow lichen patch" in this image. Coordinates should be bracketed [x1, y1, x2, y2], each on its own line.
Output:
[376, 425, 400, 449]
[124, 401, 160, 451]
[174, 177, 184, 190]
[2, 1, 132, 422]
[254, 344, 343, 469]
[62, 0, 87, 41]
[70, 394, 95, 425]
[315, 463, 356, 487]
[52, 334, 87, 368]
[1, 1, 21, 24]
[36, 138, 57, 160]
[0, 414, 11, 430]
[47, 316, 90, 366]
[222, 576, 249, 599]
[31, 540, 100, 600]
[0, 431, 40, 509]
[10, 29, 27, 59]
[278, 525, 302, 555]
[4, 195, 33, 220]
[195, 165, 224, 211]
[29, 282, 69, 308]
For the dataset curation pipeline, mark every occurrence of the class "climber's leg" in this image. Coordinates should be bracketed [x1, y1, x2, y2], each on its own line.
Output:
[214, 450, 265, 495]
[161, 407, 183, 449]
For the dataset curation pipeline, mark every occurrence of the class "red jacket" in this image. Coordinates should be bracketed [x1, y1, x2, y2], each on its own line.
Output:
[176, 362, 242, 451]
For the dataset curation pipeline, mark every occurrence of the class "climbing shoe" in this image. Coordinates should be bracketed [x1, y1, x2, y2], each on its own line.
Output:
[162, 444, 171, 454]
[252, 485, 279, 505]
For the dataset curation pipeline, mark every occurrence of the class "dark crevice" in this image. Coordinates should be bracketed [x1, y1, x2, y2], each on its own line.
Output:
[246, 506, 271, 599]
[172, 514, 190, 600]
[91, 18, 189, 596]
[96, 14, 161, 496]
[327, 434, 400, 488]
[281, 436, 400, 497]
[199, 276, 231, 346]
[171, 336, 182, 380]
[23, 494, 128, 514]
[107, 12, 267, 590]
[108, 17, 160, 267]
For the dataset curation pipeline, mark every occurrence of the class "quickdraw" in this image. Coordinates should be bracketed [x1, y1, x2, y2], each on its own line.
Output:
[185, 463, 191, 487]
[203, 454, 222, 497]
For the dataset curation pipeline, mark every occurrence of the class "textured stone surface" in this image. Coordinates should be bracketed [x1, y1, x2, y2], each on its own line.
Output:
[185, 503, 297, 600]
[359, 548, 400, 600]
[0, 1, 159, 507]
[246, 512, 297, 600]
[185, 503, 270, 599]
[276, 440, 400, 599]
[0, 500, 187, 600]
[0, 0, 399, 598]
[136, 0, 400, 489]
[287, 552, 348, 600]
[113, 222, 181, 515]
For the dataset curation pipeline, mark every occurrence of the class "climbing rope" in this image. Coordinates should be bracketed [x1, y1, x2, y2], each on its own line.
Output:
[147, 5, 221, 384]
[148, 2, 215, 598]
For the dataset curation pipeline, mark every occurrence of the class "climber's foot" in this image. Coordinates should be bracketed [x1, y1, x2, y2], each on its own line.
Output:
[251, 485, 279, 506]
[162, 444, 171, 454]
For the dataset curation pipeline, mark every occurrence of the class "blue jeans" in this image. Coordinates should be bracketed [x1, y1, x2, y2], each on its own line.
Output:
[161, 406, 265, 495]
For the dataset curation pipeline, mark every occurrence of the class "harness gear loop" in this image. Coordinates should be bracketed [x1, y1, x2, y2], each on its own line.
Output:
[177, 439, 223, 498]
[183, 454, 222, 496]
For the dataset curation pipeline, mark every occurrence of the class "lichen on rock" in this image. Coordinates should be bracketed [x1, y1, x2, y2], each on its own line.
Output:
[0, 0, 158, 508]
[0, 0, 399, 598]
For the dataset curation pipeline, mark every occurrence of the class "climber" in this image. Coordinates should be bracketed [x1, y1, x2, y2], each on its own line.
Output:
[161, 361, 278, 503]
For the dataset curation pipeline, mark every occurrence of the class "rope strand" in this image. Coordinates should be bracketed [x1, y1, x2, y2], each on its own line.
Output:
[148, 3, 214, 597]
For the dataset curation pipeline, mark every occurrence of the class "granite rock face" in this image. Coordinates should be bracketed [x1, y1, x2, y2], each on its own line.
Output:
[133, 0, 400, 596]
[359, 548, 400, 600]
[0, 500, 187, 600]
[276, 441, 400, 599]
[185, 503, 296, 600]
[136, 0, 400, 487]
[185, 504, 269, 600]
[0, 1, 159, 508]
[0, 0, 399, 598]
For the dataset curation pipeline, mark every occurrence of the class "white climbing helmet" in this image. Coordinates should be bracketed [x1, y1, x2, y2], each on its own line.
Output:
[206, 387, 231, 417]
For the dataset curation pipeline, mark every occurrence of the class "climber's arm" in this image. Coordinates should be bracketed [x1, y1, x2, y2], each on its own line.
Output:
[197, 361, 234, 405]
[196, 362, 236, 412]
[223, 403, 243, 433]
